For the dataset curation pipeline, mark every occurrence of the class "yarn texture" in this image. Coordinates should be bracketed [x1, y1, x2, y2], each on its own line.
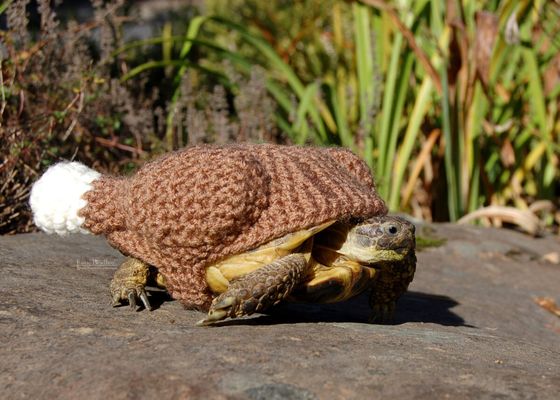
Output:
[79, 144, 387, 309]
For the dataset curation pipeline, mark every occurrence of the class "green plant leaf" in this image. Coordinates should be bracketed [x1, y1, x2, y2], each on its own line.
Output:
[293, 82, 321, 144]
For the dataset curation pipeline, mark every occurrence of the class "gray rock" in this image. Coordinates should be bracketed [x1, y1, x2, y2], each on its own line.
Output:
[1, 224, 559, 399]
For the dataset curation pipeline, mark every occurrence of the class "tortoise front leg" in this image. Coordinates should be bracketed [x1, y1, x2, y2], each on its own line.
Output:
[368, 255, 416, 323]
[368, 283, 397, 323]
[197, 253, 309, 326]
[110, 258, 166, 311]
[368, 299, 396, 323]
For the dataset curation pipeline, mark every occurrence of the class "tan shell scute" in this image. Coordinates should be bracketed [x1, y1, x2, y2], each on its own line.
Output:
[80, 144, 387, 309]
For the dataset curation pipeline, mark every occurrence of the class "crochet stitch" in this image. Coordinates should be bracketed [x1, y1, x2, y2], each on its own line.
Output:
[66, 144, 386, 309]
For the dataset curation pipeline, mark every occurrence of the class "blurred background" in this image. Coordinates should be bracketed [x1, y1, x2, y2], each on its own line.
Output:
[0, 0, 559, 234]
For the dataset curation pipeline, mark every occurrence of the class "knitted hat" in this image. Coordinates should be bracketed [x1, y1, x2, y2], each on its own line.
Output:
[30, 144, 387, 309]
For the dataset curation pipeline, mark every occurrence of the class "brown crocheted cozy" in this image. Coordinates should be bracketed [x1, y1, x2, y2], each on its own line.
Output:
[79, 144, 387, 309]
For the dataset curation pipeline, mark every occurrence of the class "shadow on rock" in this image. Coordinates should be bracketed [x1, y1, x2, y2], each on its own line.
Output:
[207, 291, 473, 328]
[394, 291, 474, 327]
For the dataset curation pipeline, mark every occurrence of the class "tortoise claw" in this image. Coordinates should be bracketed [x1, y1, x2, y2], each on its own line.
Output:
[196, 297, 237, 326]
[110, 258, 155, 311]
[128, 291, 137, 309]
[138, 290, 153, 311]
[111, 285, 153, 311]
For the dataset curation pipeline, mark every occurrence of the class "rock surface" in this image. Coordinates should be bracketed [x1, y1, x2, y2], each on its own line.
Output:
[1, 224, 559, 399]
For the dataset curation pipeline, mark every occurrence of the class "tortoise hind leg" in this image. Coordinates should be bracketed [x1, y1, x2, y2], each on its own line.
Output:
[110, 258, 166, 311]
[197, 253, 309, 326]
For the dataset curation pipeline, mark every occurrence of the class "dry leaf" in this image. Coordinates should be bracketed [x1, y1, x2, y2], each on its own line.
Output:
[458, 205, 541, 236]
[544, 53, 560, 96]
[541, 252, 560, 265]
[475, 11, 499, 85]
[500, 139, 516, 167]
[534, 297, 560, 318]
[504, 12, 520, 45]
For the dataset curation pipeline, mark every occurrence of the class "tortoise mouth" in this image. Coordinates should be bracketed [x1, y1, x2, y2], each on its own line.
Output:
[393, 245, 413, 255]
[359, 246, 412, 266]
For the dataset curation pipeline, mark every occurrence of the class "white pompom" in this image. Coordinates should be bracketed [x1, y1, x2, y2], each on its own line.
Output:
[29, 162, 101, 235]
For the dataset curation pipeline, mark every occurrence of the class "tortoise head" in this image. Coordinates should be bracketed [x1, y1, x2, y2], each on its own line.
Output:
[331, 216, 416, 264]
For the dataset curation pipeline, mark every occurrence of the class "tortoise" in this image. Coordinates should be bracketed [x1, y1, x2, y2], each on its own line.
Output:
[110, 215, 416, 325]
[29, 144, 416, 324]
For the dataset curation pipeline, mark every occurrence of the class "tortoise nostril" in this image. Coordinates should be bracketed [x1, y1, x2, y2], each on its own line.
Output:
[388, 225, 398, 235]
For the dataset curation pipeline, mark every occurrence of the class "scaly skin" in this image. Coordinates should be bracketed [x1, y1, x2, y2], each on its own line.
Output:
[368, 251, 417, 322]
[110, 258, 165, 311]
[197, 253, 309, 325]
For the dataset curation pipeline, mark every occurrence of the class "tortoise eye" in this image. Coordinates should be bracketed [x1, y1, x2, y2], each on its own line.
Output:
[386, 225, 398, 235]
